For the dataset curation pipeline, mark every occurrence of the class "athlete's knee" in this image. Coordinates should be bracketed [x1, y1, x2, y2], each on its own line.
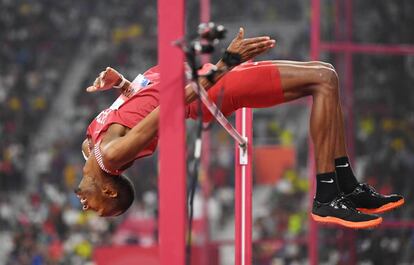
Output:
[311, 61, 335, 71]
[323, 67, 338, 87]
[314, 67, 339, 98]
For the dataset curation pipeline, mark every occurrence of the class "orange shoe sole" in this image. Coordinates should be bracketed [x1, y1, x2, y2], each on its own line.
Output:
[311, 213, 383, 229]
[357, 198, 405, 214]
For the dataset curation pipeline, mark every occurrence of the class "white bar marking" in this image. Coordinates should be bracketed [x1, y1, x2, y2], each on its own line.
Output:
[241, 107, 247, 265]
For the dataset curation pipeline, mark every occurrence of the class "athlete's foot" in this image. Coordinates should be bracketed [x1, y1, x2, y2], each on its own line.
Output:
[345, 183, 405, 214]
[312, 195, 382, 229]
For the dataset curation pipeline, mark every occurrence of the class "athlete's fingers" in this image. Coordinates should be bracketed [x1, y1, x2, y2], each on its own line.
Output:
[236, 27, 244, 40]
[241, 41, 274, 60]
[243, 36, 271, 45]
[105, 67, 120, 78]
[88, 68, 118, 92]
[248, 44, 273, 58]
[250, 46, 269, 56]
[240, 41, 275, 61]
[248, 42, 267, 51]
[246, 39, 275, 50]
[94, 75, 102, 87]
[99, 71, 108, 87]
[86, 86, 97, 92]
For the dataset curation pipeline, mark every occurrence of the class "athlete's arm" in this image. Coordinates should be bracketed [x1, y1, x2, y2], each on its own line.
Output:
[100, 28, 275, 171]
[86, 28, 275, 95]
[186, 27, 275, 102]
[100, 73, 225, 171]
[86, 67, 131, 93]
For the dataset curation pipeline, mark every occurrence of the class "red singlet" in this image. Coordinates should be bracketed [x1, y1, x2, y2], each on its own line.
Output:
[86, 61, 284, 160]
[86, 66, 161, 159]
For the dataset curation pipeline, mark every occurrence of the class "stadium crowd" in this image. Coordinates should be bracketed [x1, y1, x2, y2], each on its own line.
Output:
[0, 0, 413, 264]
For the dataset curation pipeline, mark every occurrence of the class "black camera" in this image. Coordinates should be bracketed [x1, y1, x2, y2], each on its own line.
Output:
[198, 22, 227, 42]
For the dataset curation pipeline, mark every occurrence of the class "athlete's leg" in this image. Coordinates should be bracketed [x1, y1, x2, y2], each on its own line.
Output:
[275, 61, 348, 158]
[273, 61, 403, 215]
[276, 63, 339, 174]
[191, 61, 339, 173]
[202, 61, 342, 202]
[275, 62, 358, 192]
[273, 62, 383, 228]
[276, 62, 359, 193]
[190, 61, 388, 227]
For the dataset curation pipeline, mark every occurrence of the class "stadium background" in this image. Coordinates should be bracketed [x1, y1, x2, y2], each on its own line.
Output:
[0, 0, 413, 264]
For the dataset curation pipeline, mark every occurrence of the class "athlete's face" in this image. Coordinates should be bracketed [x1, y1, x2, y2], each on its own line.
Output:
[75, 156, 117, 216]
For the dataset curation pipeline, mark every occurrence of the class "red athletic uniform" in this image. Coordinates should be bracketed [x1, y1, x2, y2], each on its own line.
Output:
[86, 61, 284, 160]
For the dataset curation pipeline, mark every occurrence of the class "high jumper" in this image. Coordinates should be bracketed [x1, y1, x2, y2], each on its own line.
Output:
[75, 28, 404, 229]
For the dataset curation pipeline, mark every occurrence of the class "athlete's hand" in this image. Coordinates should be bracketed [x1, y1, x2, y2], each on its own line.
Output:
[225, 27, 275, 63]
[86, 67, 122, 92]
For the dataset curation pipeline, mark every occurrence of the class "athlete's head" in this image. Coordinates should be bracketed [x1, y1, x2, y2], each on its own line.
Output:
[75, 152, 135, 217]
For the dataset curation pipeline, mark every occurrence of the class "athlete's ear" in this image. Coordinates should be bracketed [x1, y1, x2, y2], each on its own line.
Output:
[102, 186, 118, 198]
[81, 139, 91, 161]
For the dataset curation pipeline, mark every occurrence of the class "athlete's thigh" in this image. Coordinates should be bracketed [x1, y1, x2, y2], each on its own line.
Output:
[220, 61, 284, 109]
[189, 61, 334, 121]
[212, 60, 333, 107]
[272, 60, 335, 102]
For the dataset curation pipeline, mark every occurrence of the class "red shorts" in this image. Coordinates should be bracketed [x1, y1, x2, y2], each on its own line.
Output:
[187, 61, 284, 122]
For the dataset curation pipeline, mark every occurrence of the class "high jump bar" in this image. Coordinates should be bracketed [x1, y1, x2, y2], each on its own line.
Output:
[188, 81, 247, 147]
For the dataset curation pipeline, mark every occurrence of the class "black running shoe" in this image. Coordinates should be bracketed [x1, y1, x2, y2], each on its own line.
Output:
[345, 183, 405, 214]
[311, 195, 382, 229]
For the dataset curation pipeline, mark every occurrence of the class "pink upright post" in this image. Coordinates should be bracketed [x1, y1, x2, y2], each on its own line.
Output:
[235, 108, 253, 265]
[158, 0, 186, 265]
[309, 0, 320, 264]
